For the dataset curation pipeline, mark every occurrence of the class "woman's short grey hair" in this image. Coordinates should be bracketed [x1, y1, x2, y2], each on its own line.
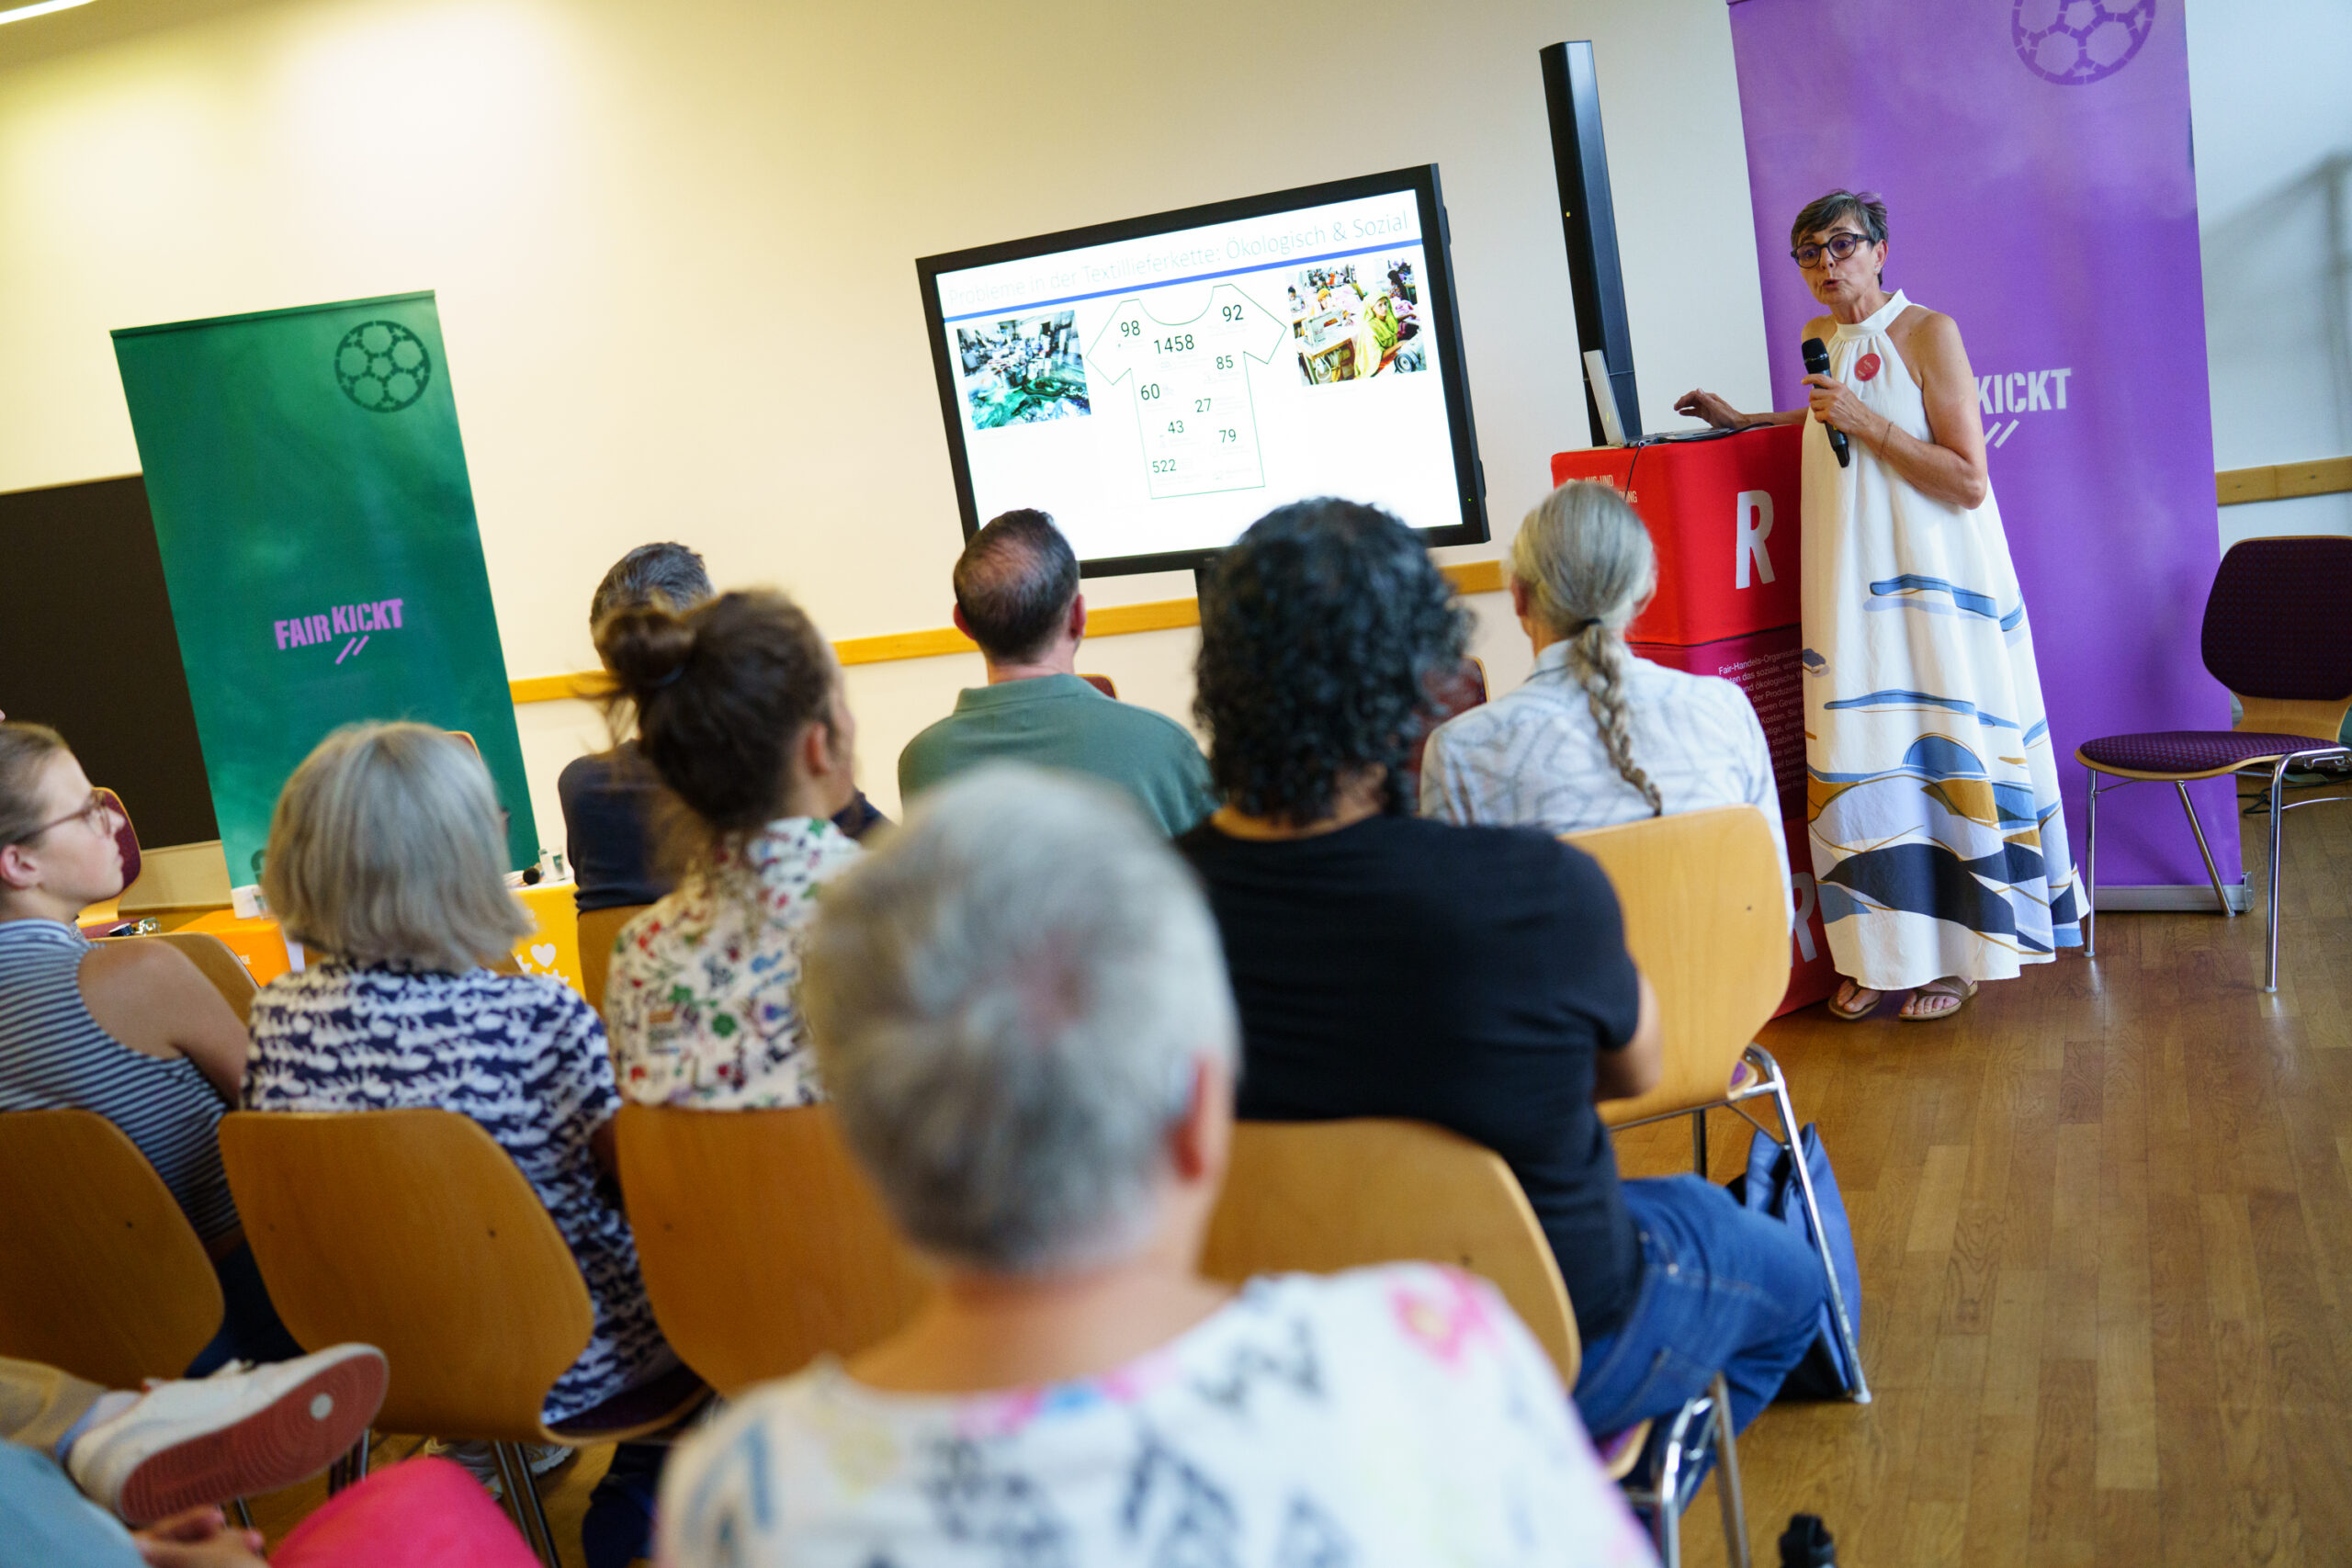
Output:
[1791, 189, 1888, 284]
[1511, 481, 1665, 816]
[799, 764, 1238, 1276]
[263, 723, 531, 973]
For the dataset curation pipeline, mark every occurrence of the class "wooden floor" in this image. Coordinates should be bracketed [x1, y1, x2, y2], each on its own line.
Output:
[1613, 783, 2352, 1566]
[240, 784, 2352, 1567]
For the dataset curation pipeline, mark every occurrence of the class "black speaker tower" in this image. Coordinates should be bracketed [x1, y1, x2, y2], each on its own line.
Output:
[1540, 41, 1642, 446]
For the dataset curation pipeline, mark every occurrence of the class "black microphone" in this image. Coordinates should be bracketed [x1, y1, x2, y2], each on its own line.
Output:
[1801, 337, 1851, 468]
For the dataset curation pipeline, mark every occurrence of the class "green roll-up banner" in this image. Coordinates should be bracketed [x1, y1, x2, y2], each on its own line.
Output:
[112, 291, 537, 887]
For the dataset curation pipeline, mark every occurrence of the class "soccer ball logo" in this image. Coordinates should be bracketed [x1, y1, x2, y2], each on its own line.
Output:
[2012, 0, 2155, 85]
[334, 321, 433, 412]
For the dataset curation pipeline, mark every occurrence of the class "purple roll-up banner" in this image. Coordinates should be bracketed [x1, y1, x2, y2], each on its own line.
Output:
[1724, 0, 2235, 896]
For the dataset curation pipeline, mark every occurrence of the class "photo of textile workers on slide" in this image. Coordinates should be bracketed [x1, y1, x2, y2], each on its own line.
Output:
[958, 310, 1090, 427]
[1288, 258, 1423, 386]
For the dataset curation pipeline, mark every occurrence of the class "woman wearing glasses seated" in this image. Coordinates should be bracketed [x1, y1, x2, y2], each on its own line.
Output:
[1673, 188, 2079, 1024]
[0, 721, 293, 1366]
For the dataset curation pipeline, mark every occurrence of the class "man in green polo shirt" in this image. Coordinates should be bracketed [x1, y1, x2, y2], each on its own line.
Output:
[899, 511, 1217, 836]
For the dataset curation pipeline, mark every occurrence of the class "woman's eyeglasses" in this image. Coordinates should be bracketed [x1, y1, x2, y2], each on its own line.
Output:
[1790, 231, 1873, 269]
[10, 788, 124, 846]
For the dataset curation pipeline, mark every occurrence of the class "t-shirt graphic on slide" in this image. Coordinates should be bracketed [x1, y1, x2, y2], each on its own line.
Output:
[1087, 285, 1288, 500]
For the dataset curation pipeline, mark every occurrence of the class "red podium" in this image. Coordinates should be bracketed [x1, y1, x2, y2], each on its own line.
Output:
[1550, 424, 1832, 1014]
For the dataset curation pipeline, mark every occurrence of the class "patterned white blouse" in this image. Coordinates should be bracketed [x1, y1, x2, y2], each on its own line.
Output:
[655, 1264, 1657, 1568]
[604, 817, 864, 1110]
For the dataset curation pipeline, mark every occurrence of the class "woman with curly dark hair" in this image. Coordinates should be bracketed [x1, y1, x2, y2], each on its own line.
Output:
[1178, 498, 1826, 1455]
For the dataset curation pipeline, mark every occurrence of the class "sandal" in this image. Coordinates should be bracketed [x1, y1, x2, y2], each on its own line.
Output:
[1900, 976, 1977, 1021]
[1827, 979, 1883, 1021]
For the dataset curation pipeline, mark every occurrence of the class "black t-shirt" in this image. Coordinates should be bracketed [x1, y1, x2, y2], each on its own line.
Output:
[559, 742, 887, 914]
[1177, 813, 1646, 1340]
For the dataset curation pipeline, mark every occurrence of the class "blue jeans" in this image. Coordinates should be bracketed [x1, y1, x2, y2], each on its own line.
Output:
[1571, 1175, 1825, 1439]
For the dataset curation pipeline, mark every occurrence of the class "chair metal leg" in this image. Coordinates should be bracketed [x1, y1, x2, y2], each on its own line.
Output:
[229, 1497, 254, 1529]
[514, 1446, 561, 1568]
[2082, 772, 2100, 956]
[1647, 1403, 1693, 1568]
[349, 1432, 370, 1483]
[1710, 1373, 1751, 1568]
[1752, 1047, 1871, 1404]
[2176, 781, 2234, 917]
[492, 1443, 560, 1568]
[1691, 1110, 1708, 1179]
[2265, 758, 2290, 993]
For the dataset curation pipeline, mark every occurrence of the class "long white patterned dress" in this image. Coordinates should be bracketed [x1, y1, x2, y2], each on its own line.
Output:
[1801, 290, 2081, 991]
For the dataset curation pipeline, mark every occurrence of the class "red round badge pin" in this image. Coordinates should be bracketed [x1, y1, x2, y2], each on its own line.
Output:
[1855, 353, 1882, 382]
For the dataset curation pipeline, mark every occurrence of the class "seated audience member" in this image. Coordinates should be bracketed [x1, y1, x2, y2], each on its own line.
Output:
[599, 591, 864, 1108]
[1177, 500, 1824, 1443]
[656, 766, 1652, 1567]
[897, 509, 1217, 834]
[560, 542, 883, 915]
[1420, 482, 1787, 877]
[0, 721, 299, 1369]
[1, 1344, 390, 1567]
[242, 724, 686, 1566]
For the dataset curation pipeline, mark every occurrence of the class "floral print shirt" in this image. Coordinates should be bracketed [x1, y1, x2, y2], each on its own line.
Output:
[605, 816, 863, 1109]
[656, 1263, 1656, 1568]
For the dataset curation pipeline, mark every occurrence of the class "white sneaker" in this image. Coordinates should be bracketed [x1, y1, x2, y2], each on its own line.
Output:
[65, 1344, 387, 1526]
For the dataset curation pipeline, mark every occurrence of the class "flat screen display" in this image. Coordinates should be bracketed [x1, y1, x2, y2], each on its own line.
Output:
[917, 165, 1487, 576]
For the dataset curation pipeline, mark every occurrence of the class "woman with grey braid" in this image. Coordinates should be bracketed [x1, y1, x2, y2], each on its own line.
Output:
[1420, 480, 1791, 914]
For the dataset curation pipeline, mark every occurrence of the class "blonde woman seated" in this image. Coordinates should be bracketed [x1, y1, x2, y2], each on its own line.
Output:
[597, 591, 865, 1109]
[242, 725, 683, 1562]
[655, 767, 1654, 1568]
[1421, 481, 1788, 899]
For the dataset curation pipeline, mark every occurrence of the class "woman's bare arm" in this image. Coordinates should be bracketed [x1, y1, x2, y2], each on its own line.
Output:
[80, 942, 249, 1102]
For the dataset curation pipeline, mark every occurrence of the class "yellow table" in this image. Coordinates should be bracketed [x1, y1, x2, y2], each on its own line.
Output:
[178, 880, 585, 997]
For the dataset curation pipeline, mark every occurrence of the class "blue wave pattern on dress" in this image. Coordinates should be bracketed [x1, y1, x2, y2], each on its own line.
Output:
[244, 962, 675, 1421]
[1799, 292, 2080, 990]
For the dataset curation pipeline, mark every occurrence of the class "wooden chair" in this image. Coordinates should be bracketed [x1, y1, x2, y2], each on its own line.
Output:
[2075, 536, 2352, 992]
[0, 1110, 225, 1389]
[1201, 1119, 1651, 1480]
[1569, 806, 1862, 1395]
[576, 903, 649, 1021]
[616, 1103, 930, 1397]
[218, 1110, 707, 1565]
[1078, 673, 1117, 698]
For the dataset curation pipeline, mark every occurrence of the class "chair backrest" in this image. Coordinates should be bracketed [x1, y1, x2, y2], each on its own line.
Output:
[1201, 1118, 1579, 1389]
[576, 903, 648, 1021]
[1566, 806, 1788, 1128]
[616, 1103, 930, 1397]
[0, 1110, 224, 1386]
[218, 1109, 594, 1441]
[1079, 672, 1118, 699]
[2203, 536, 2352, 739]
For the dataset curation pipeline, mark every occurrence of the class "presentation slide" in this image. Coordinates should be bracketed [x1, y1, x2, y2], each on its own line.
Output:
[921, 171, 1484, 575]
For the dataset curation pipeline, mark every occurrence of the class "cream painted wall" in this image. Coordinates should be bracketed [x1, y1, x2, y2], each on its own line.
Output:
[0, 0, 1770, 838]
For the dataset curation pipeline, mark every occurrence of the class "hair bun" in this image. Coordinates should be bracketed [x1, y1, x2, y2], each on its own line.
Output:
[596, 603, 695, 699]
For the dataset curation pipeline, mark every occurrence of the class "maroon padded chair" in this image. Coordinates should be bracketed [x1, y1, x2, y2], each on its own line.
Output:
[1398, 657, 1490, 805]
[2075, 536, 2352, 991]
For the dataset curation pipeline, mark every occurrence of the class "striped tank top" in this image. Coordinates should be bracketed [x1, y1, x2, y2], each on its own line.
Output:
[0, 919, 241, 1241]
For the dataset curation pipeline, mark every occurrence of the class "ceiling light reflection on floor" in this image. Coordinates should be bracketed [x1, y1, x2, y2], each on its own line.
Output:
[0, 0, 98, 26]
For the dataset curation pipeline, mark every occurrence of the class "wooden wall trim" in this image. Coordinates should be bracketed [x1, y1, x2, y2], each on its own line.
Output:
[2216, 455, 2352, 506]
[508, 558, 1509, 705]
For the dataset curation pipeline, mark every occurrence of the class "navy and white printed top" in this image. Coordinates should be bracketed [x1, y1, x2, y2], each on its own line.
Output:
[0, 919, 240, 1242]
[244, 961, 676, 1422]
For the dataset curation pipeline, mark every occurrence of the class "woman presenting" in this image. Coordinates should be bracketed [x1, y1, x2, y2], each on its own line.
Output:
[1676, 189, 2080, 1021]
